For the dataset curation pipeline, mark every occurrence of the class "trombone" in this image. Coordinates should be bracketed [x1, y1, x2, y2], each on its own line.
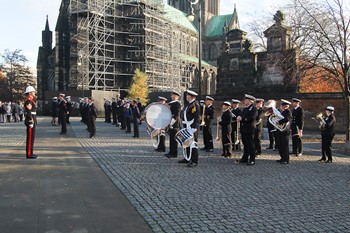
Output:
[215, 116, 221, 141]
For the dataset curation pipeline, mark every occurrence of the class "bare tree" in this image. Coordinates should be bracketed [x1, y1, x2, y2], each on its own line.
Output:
[0, 49, 35, 101]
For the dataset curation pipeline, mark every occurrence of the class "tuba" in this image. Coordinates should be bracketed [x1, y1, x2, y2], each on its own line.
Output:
[268, 106, 290, 132]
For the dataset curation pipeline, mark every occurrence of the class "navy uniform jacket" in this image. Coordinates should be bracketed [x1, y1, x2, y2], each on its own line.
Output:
[183, 100, 200, 129]
[321, 115, 336, 137]
[132, 105, 141, 123]
[66, 101, 72, 113]
[219, 110, 232, 130]
[58, 99, 68, 116]
[24, 96, 37, 126]
[88, 102, 97, 119]
[255, 108, 264, 132]
[231, 107, 241, 132]
[278, 109, 292, 135]
[204, 105, 215, 127]
[169, 100, 181, 129]
[240, 104, 257, 134]
[291, 106, 304, 131]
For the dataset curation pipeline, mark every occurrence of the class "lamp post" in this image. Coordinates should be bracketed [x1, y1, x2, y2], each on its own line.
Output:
[78, 50, 85, 97]
[187, 0, 202, 99]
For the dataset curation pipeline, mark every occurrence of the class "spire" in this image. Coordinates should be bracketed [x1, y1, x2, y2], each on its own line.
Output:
[45, 15, 50, 31]
[229, 3, 240, 30]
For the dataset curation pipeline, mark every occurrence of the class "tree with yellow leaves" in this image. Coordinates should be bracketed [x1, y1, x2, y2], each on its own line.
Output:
[127, 69, 149, 106]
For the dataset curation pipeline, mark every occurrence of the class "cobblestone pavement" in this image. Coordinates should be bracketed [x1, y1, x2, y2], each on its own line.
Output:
[66, 118, 349, 232]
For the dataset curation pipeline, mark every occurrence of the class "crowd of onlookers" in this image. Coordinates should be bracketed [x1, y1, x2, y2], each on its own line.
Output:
[0, 101, 24, 123]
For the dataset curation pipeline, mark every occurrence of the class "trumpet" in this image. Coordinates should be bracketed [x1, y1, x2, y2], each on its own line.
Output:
[215, 116, 221, 141]
[312, 113, 326, 129]
[200, 105, 206, 126]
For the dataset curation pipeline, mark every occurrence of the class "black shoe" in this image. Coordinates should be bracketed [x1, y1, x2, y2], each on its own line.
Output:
[296, 153, 302, 157]
[187, 162, 198, 168]
[325, 160, 332, 163]
[276, 159, 282, 162]
[89, 135, 95, 138]
[200, 147, 207, 151]
[27, 154, 38, 159]
[266, 147, 273, 149]
[178, 159, 189, 164]
[280, 161, 289, 164]
[164, 153, 177, 158]
[318, 158, 326, 162]
[255, 153, 261, 157]
[247, 161, 255, 165]
[206, 149, 214, 152]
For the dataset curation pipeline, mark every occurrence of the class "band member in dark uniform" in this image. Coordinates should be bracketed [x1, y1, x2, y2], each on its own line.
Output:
[165, 91, 181, 158]
[276, 99, 292, 164]
[87, 97, 97, 138]
[111, 97, 118, 125]
[291, 98, 304, 157]
[219, 101, 232, 157]
[318, 106, 336, 163]
[155, 96, 167, 152]
[201, 96, 215, 152]
[119, 99, 126, 130]
[51, 97, 59, 126]
[58, 93, 67, 135]
[266, 116, 276, 150]
[132, 99, 141, 138]
[231, 99, 241, 151]
[124, 101, 132, 133]
[65, 96, 72, 124]
[24, 86, 38, 159]
[178, 90, 200, 167]
[237, 94, 257, 165]
[254, 98, 264, 156]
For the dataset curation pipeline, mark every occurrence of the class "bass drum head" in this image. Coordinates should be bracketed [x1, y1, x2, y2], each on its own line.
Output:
[145, 103, 172, 129]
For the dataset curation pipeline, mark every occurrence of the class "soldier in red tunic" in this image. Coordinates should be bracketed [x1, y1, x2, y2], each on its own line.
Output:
[23, 86, 38, 159]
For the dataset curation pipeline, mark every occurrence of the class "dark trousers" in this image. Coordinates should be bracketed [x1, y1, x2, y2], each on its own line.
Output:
[203, 125, 214, 149]
[254, 129, 262, 154]
[60, 114, 67, 133]
[112, 111, 117, 124]
[231, 130, 241, 151]
[133, 119, 139, 137]
[120, 115, 126, 129]
[268, 130, 275, 148]
[66, 114, 70, 124]
[277, 132, 289, 162]
[125, 117, 131, 132]
[169, 128, 179, 155]
[241, 132, 255, 162]
[321, 136, 334, 160]
[222, 128, 232, 156]
[157, 135, 166, 151]
[106, 112, 111, 123]
[26, 125, 36, 158]
[186, 129, 199, 163]
[88, 117, 96, 136]
[273, 131, 280, 150]
[292, 133, 302, 154]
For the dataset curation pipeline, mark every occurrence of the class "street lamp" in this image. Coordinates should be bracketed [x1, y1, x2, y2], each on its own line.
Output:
[78, 49, 85, 97]
[187, 0, 202, 100]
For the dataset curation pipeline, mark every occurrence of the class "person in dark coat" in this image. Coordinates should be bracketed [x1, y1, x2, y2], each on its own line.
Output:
[58, 93, 67, 134]
[124, 101, 133, 133]
[66, 96, 72, 124]
[276, 99, 292, 164]
[178, 90, 200, 168]
[155, 96, 167, 152]
[51, 97, 59, 126]
[219, 101, 232, 157]
[23, 86, 38, 159]
[291, 98, 304, 157]
[87, 97, 97, 138]
[132, 100, 141, 138]
[12, 102, 20, 122]
[165, 91, 182, 158]
[231, 99, 242, 151]
[104, 98, 112, 123]
[201, 96, 215, 152]
[318, 106, 336, 163]
[118, 99, 126, 130]
[254, 98, 264, 156]
[111, 97, 118, 125]
[237, 94, 258, 165]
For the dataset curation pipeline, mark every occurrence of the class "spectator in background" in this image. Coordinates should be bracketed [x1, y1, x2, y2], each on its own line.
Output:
[19, 102, 24, 122]
[0, 101, 4, 123]
[6, 102, 12, 122]
[124, 101, 132, 134]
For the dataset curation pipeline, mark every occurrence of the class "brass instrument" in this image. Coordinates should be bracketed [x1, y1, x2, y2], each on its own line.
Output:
[264, 100, 276, 116]
[233, 121, 240, 163]
[200, 105, 206, 126]
[312, 113, 326, 129]
[268, 106, 290, 132]
[215, 116, 221, 141]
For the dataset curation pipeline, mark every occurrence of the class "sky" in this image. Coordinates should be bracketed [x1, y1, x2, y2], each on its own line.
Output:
[0, 0, 282, 72]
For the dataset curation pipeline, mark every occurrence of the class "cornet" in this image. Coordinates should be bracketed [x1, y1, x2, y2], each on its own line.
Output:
[215, 116, 221, 141]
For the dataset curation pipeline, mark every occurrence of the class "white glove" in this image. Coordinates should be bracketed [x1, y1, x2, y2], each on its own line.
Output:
[29, 124, 34, 128]
[191, 128, 197, 134]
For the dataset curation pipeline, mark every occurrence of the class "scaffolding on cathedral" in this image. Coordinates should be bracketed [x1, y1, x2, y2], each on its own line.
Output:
[69, 0, 196, 92]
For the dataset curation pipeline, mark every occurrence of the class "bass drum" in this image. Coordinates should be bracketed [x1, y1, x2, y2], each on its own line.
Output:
[145, 103, 172, 130]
